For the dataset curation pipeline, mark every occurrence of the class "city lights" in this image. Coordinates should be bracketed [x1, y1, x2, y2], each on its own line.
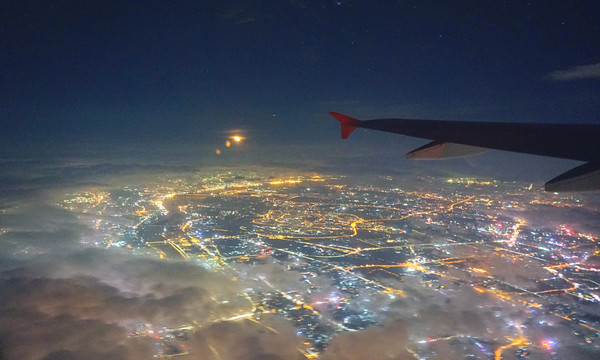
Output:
[59, 171, 600, 358]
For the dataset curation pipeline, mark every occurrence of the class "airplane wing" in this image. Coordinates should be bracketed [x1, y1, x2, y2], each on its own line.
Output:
[330, 112, 600, 192]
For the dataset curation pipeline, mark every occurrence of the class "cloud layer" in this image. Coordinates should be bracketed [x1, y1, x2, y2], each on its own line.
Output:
[1, 155, 599, 360]
[547, 62, 600, 81]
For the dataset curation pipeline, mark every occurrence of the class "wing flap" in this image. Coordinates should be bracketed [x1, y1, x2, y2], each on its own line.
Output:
[406, 140, 488, 159]
[544, 162, 600, 192]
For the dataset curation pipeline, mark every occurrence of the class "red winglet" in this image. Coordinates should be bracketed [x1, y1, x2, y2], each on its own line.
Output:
[330, 112, 360, 139]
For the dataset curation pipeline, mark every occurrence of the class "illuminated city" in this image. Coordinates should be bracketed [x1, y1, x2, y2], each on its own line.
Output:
[57, 169, 600, 359]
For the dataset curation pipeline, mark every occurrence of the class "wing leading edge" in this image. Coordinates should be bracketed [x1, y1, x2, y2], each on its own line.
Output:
[330, 112, 600, 192]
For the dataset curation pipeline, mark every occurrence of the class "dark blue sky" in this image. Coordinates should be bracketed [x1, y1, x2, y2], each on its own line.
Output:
[2, 0, 599, 148]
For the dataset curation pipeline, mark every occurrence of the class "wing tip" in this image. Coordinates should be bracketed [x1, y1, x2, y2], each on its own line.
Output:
[330, 112, 360, 139]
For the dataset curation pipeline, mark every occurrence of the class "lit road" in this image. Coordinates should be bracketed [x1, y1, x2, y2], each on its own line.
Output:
[494, 323, 529, 360]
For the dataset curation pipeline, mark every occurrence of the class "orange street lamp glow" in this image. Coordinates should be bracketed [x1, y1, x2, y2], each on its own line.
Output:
[233, 136, 242, 142]
[225, 140, 231, 147]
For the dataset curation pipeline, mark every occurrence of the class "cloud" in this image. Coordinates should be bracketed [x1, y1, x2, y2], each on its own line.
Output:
[0, 180, 246, 360]
[0, 172, 304, 360]
[506, 201, 600, 234]
[0, 303, 155, 360]
[321, 319, 412, 360]
[187, 319, 304, 360]
[0, 254, 306, 360]
[0, 202, 91, 255]
[0, 244, 301, 360]
[320, 277, 508, 360]
[546, 62, 600, 81]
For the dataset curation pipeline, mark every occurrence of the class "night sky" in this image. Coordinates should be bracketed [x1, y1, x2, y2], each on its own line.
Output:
[1, 1, 600, 165]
